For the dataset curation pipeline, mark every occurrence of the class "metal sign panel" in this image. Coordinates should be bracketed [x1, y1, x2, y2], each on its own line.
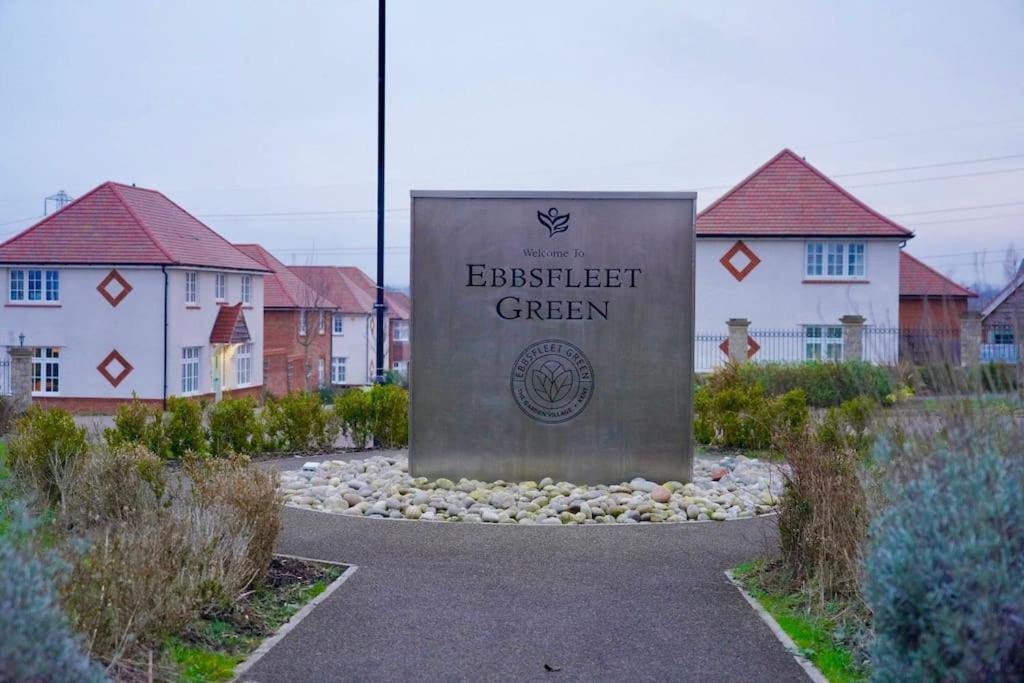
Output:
[410, 191, 696, 484]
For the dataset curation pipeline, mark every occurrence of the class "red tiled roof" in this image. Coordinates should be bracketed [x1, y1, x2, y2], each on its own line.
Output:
[900, 251, 975, 299]
[0, 182, 269, 271]
[209, 303, 252, 344]
[386, 290, 410, 320]
[291, 266, 376, 314]
[234, 244, 336, 310]
[696, 149, 914, 238]
[336, 267, 410, 319]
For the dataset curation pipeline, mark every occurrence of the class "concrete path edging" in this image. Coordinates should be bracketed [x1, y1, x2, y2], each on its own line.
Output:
[234, 556, 358, 682]
[725, 570, 826, 683]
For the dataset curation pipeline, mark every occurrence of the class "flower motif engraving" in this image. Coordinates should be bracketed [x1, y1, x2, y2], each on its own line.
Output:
[537, 207, 570, 237]
[531, 360, 574, 403]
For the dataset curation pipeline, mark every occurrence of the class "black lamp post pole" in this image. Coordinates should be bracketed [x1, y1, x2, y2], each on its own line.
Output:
[374, 0, 387, 384]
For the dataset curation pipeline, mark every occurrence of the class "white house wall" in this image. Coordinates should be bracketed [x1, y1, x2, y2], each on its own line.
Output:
[1, 265, 165, 399]
[165, 268, 264, 397]
[696, 238, 901, 365]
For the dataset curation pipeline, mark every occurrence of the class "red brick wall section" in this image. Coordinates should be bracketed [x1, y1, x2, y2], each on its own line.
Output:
[899, 297, 968, 333]
[35, 385, 264, 415]
[262, 309, 331, 397]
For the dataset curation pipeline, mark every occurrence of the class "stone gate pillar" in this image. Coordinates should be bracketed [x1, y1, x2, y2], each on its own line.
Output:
[8, 346, 33, 410]
[726, 318, 751, 364]
[959, 312, 983, 368]
[840, 315, 866, 362]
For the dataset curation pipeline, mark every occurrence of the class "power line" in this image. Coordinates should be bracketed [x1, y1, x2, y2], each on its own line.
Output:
[833, 153, 1024, 178]
[890, 201, 1024, 217]
[847, 167, 1024, 189]
[904, 212, 1024, 227]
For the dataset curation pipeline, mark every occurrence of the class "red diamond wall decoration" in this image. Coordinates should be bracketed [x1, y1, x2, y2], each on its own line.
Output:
[718, 336, 761, 359]
[719, 241, 761, 282]
[97, 269, 133, 307]
[97, 350, 134, 387]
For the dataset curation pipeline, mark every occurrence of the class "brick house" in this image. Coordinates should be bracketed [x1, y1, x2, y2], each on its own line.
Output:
[292, 266, 385, 385]
[695, 149, 913, 367]
[898, 251, 975, 331]
[980, 262, 1024, 362]
[0, 181, 268, 411]
[234, 244, 336, 396]
[384, 290, 411, 377]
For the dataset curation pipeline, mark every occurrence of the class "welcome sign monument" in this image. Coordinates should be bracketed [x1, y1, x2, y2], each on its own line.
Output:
[410, 191, 696, 484]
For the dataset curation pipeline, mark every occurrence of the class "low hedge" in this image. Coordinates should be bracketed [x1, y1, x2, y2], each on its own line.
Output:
[911, 362, 1019, 395]
[736, 361, 895, 407]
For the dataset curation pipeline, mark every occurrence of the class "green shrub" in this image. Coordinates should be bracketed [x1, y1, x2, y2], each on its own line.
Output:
[165, 396, 206, 457]
[104, 394, 168, 457]
[334, 388, 374, 449]
[0, 502, 105, 683]
[738, 361, 894, 407]
[262, 391, 340, 452]
[694, 367, 808, 450]
[815, 396, 877, 453]
[912, 362, 1020, 395]
[7, 407, 88, 503]
[208, 395, 262, 456]
[865, 443, 1024, 680]
[370, 384, 408, 448]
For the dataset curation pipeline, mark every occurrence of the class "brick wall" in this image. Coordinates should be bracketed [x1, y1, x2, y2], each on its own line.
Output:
[263, 309, 331, 397]
[899, 296, 968, 333]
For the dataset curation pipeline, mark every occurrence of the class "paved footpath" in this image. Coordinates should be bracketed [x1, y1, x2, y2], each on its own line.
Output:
[245, 457, 809, 683]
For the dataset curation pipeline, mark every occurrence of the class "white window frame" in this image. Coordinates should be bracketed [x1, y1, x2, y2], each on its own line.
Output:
[185, 271, 198, 305]
[804, 325, 844, 361]
[393, 320, 409, 342]
[241, 275, 252, 305]
[318, 358, 326, 386]
[215, 273, 226, 301]
[31, 347, 61, 395]
[332, 356, 347, 384]
[235, 342, 252, 386]
[333, 313, 344, 334]
[317, 311, 325, 335]
[182, 346, 201, 394]
[805, 241, 866, 279]
[298, 311, 308, 336]
[9, 269, 59, 304]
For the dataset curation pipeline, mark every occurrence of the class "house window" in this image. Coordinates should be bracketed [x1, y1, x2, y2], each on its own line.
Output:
[236, 342, 252, 386]
[805, 325, 843, 361]
[215, 274, 226, 301]
[318, 358, 326, 386]
[9, 269, 59, 303]
[991, 328, 1015, 345]
[185, 271, 198, 305]
[182, 346, 201, 394]
[332, 357, 347, 384]
[31, 347, 60, 394]
[317, 311, 325, 335]
[241, 275, 252, 305]
[393, 320, 409, 342]
[806, 242, 866, 279]
[393, 360, 408, 374]
[298, 311, 308, 336]
[333, 313, 344, 334]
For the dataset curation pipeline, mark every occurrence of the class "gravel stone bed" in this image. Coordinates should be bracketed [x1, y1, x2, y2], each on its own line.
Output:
[279, 454, 783, 524]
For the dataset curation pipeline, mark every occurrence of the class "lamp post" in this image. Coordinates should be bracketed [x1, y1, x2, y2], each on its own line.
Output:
[373, 0, 388, 384]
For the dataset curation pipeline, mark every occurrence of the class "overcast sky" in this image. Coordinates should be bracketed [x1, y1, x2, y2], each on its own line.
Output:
[1, 1, 1022, 287]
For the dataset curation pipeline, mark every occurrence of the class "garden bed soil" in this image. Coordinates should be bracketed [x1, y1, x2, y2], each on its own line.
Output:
[166, 556, 346, 682]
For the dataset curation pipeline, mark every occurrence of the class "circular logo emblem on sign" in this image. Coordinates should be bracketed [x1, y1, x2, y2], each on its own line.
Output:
[510, 339, 594, 424]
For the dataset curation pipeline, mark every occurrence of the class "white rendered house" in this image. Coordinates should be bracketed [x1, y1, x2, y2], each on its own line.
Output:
[694, 149, 913, 368]
[0, 182, 269, 411]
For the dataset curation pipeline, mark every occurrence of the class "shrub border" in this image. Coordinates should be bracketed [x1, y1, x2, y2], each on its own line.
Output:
[724, 570, 828, 683]
[232, 555, 358, 680]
